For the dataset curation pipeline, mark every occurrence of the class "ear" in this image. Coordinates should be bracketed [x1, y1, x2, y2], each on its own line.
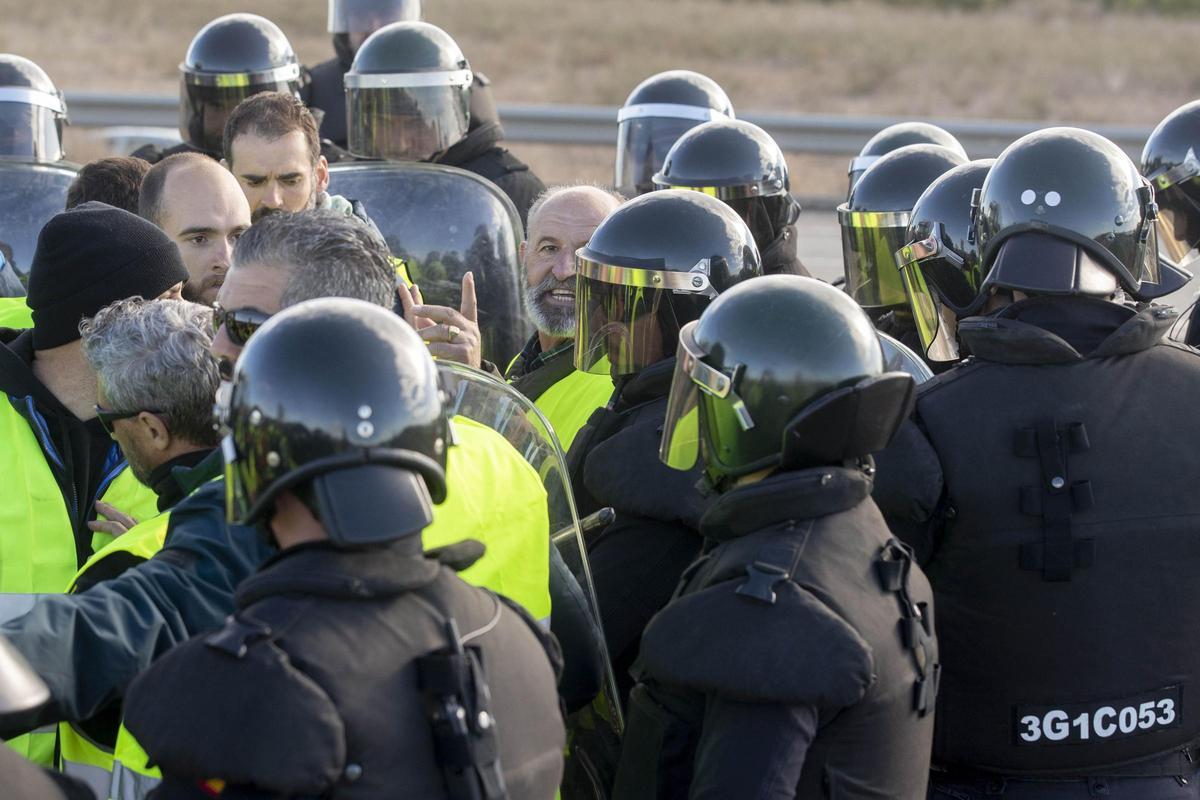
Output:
[137, 411, 173, 453]
[316, 156, 330, 193]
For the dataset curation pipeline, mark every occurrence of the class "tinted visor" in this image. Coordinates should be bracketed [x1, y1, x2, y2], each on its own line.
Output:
[659, 321, 754, 471]
[347, 78, 470, 161]
[329, 0, 421, 33]
[0, 101, 63, 162]
[1155, 180, 1200, 268]
[616, 116, 703, 196]
[181, 76, 299, 154]
[838, 206, 910, 308]
[894, 247, 959, 362]
[574, 270, 669, 377]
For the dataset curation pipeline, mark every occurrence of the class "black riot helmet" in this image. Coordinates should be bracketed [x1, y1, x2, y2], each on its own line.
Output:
[0, 55, 66, 163]
[328, 0, 422, 69]
[839, 143, 967, 310]
[574, 189, 761, 378]
[615, 70, 734, 197]
[179, 14, 303, 156]
[848, 121, 967, 198]
[973, 127, 1178, 307]
[653, 119, 801, 262]
[216, 298, 449, 547]
[893, 159, 993, 363]
[346, 22, 472, 162]
[1143, 100, 1200, 270]
[660, 275, 915, 490]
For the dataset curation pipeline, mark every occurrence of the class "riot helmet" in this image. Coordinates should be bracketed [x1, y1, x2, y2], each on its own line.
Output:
[839, 143, 967, 309]
[1143, 100, 1200, 269]
[660, 274, 915, 489]
[973, 127, 1170, 306]
[893, 159, 993, 362]
[653, 119, 800, 258]
[0, 55, 66, 163]
[346, 22, 472, 162]
[328, 0, 422, 69]
[615, 70, 734, 197]
[848, 121, 967, 197]
[216, 297, 449, 546]
[574, 189, 761, 378]
[179, 14, 303, 156]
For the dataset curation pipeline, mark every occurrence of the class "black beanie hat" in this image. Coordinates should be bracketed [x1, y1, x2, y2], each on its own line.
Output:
[27, 202, 189, 350]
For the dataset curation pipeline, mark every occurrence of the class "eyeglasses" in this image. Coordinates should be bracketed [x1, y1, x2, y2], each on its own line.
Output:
[94, 405, 166, 437]
[212, 304, 273, 347]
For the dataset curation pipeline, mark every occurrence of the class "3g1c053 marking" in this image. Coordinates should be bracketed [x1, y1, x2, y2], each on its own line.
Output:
[1014, 686, 1182, 745]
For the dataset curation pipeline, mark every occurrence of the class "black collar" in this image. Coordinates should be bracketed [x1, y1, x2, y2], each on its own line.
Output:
[616, 357, 677, 409]
[700, 467, 873, 542]
[148, 448, 219, 512]
[235, 537, 440, 609]
[958, 297, 1173, 365]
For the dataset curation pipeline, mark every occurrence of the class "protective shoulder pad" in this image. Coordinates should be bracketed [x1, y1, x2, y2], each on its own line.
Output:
[639, 579, 874, 708]
[124, 630, 346, 795]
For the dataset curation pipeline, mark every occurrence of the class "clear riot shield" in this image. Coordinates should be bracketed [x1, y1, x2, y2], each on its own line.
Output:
[328, 162, 532, 367]
[879, 330, 935, 384]
[0, 160, 76, 290]
[436, 362, 623, 797]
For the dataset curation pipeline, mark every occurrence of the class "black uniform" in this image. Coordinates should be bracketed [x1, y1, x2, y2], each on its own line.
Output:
[875, 296, 1200, 797]
[124, 538, 566, 799]
[613, 467, 936, 799]
[128, 141, 209, 165]
[762, 223, 810, 277]
[567, 358, 708, 702]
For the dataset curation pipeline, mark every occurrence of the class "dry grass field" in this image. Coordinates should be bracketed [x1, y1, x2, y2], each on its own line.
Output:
[3, 0, 1200, 195]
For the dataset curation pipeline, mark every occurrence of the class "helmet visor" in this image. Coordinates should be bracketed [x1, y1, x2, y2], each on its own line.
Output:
[894, 243, 960, 363]
[838, 206, 910, 308]
[616, 116, 702, 196]
[181, 77, 299, 154]
[0, 101, 63, 162]
[574, 270, 669, 377]
[347, 78, 470, 161]
[329, 0, 421, 33]
[1154, 181, 1200, 268]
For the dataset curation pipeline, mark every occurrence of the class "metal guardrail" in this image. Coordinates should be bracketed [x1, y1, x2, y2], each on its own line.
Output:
[63, 90, 1155, 160]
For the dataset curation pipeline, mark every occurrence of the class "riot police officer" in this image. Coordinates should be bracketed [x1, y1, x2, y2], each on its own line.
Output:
[612, 274, 934, 798]
[892, 159, 994, 364]
[847, 120, 967, 197]
[132, 14, 304, 163]
[653, 119, 810, 277]
[0, 54, 67, 164]
[345, 22, 545, 224]
[615, 70, 734, 197]
[568, 189, 762, 702]
[1142, 100, 1200, 343]
[839, 143, 966, 348]
[122, 297, 566, 799]
[875, 127, 1200, 798]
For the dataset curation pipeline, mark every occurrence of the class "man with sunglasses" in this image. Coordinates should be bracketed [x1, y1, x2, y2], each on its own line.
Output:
[57, 298, 223, 798]
[0, 202, 188, 766]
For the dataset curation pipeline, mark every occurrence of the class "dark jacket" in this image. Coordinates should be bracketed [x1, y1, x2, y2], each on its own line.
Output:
[124, 538, 565, 799]
[0, 329, 135, 568]
[567, 358, 710, 702]
[434, 121, 545, 229]
[614, 467, 937, 800]
[761, 223, 811, 278]
[0, 479, 275, 736]
[873, 296, 1200, 781]
[129, 141, 210, 165]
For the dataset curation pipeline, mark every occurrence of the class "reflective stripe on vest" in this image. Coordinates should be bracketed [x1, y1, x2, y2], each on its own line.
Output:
[424, 416, 552, 623]
[59, 513, 173, 796]
[111, 756, 161, 800]
[0, 398, 159, 766]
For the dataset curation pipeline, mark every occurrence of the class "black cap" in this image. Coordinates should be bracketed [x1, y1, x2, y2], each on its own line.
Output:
[27, 202, 188, 350]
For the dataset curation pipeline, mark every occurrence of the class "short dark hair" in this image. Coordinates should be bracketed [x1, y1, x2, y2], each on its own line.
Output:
[138, 152, 219, 228]
[223, 92, 320, 168]
[233, 209, 395, 309]
[65, 157, 151, 214]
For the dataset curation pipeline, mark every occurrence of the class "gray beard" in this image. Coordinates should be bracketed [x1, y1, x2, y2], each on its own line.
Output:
[523, 274, 576, 338]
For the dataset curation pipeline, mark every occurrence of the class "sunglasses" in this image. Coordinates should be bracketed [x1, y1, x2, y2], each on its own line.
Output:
[212, 304, 273, 347]
[94, 405, 166, 438]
